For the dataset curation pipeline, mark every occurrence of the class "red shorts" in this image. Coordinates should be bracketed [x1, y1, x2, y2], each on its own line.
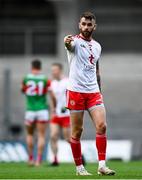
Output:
[50, 115, 70, 128]
[66, 90, 104, 111]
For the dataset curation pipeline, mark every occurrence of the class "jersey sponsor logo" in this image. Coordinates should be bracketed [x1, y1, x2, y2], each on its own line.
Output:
[84, 63, 95, 70]
[80, 44, 86, 48]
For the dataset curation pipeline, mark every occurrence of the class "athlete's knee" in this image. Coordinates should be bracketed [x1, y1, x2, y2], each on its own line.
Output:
[72, 126, 83, 139]
[26, 135, 33, 145]
[96, 121, 107, 134]
[38, 132, 46, 142]
[64, 136, 70, 143]
[50, 133, 58, 142]
[64, 133, 71, 143]
[38, 136, 45, 147]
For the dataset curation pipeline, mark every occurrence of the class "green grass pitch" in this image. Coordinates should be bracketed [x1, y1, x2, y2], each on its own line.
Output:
[0, 161, 142, 179]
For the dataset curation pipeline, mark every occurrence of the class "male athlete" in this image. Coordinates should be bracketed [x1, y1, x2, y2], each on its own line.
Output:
[21, 60, 55, 166]
[50, 63, 70, 166]
[64, 12, 115, 175]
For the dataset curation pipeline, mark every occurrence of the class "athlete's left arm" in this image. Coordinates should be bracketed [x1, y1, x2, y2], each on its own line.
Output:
[21, 79, 26, 94]
[96, 61, 101, 92]
[47, 80, 56, 113]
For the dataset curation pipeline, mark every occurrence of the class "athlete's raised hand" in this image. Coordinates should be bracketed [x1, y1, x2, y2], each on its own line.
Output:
[64, 35, 74, 51]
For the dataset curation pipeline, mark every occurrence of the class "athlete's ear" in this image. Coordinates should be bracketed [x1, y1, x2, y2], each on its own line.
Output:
[94, 24, 97, 31]
[79, 22, 81, 29]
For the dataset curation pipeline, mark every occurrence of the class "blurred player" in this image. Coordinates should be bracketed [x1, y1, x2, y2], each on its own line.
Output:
[50, 63, 70, 166]
[64, 12, 115, 175]
[21, 59, 55, 166]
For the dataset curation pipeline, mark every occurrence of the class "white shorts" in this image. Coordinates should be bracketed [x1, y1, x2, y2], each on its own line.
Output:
[25, 110, 49, 125]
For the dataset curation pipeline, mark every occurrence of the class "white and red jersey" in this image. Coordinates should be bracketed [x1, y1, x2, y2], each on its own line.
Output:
[50, 77, 70, 117]
[66, 35, 101, 93]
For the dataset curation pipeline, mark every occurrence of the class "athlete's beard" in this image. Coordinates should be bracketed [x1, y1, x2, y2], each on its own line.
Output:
[80, 29, 93, 40]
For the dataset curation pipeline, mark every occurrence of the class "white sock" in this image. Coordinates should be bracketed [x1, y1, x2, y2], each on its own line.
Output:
[99, 160, 106, 169]
[76, 164, 84, 171]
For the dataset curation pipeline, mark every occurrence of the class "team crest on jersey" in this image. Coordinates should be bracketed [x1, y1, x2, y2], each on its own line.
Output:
[70, 100, 75, 106]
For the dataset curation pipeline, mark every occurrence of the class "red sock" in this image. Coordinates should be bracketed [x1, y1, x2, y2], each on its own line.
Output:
[70, 137, 82, 166]
[96, 134, 107, 161]
[29, 154, 33, 161]
[54, 155, 58, 163]
[36, 154, 42, 162]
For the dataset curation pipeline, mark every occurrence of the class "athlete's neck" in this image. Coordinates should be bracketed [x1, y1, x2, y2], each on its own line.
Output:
[55, 74, 63, 81]
[31, 69, 41, 75]
[79, 33, 92, 41]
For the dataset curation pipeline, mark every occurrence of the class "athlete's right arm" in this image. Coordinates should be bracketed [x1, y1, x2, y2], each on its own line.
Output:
[64, 35, 75, 51]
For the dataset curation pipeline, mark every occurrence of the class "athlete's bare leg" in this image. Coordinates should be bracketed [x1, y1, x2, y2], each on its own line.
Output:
[35, 122, 47, 166]
[89, 106, 115, 175]
[70, 111, 92, 175]
[70, 111, 84, 139]
[50, 123, 60, 165]
[89, 106, 107, 168]
[62, 127, 70, 143]
[70, 111, 84, 165]
[26, 124, 35, 166]
[89, 106, 107, 135]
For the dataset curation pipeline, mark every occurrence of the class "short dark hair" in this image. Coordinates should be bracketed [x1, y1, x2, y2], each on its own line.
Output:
[52, 63, 63, 70]
[80, 11, 96, 22]
[31, 59, 41, 70]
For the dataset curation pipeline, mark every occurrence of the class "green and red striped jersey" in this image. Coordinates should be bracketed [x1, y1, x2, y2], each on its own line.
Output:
[21, 73, 51, 111]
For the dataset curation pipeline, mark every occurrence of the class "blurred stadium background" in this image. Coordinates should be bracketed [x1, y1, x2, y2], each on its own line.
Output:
[0, 0, 142, 162]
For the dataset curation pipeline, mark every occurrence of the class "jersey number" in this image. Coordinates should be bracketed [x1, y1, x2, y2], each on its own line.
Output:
[26, 81, 44, 96]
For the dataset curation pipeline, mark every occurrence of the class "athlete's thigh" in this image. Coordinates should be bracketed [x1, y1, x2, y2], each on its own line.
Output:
[89, 106, 106, 127]
[70, 111, 84, 129]
[25, 124, 35, 135]
[36, 123, 48, 136]
[50, 123, 60, 138]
